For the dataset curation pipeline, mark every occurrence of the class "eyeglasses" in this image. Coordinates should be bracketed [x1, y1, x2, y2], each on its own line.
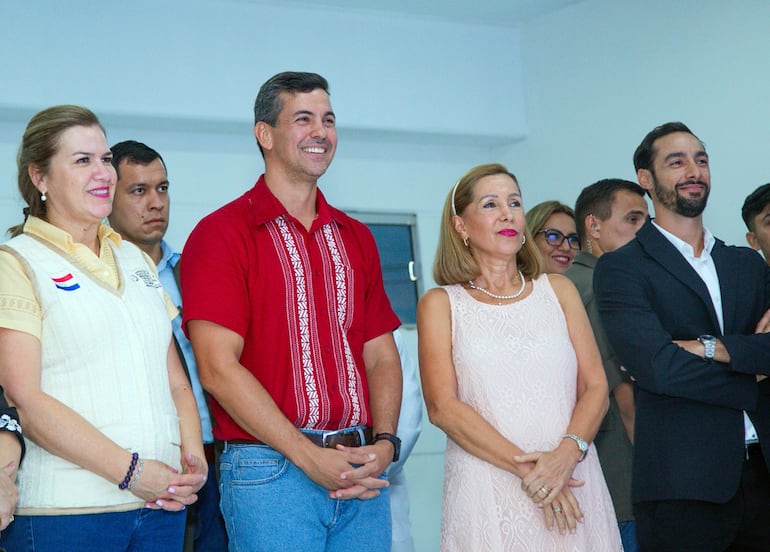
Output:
[537, 228, 581, 250]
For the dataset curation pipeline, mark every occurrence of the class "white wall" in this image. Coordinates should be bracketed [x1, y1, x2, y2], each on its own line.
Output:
[501, 0, 770, 247]
[2, 1, 768, 550]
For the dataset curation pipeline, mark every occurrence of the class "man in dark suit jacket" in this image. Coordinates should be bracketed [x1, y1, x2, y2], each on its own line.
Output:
[594, 122, 770, 551]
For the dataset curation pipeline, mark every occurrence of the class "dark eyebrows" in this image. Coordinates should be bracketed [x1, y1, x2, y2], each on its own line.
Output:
[662, 151, 685, 163]
[661, 150, 708, 164]
[292, 109, 336, 119]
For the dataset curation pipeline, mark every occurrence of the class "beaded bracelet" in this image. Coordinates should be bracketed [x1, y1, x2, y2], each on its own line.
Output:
[127, 459, 145, 491]
[118, 452, 139, 490]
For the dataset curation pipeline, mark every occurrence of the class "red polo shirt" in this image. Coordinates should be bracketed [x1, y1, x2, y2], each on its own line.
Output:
[181, 176, 400, 440]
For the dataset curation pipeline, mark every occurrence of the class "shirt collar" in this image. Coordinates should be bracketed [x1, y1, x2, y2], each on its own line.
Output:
[23, 216, 122, 252]
[247, 174, 344, 231]
[652, 219, 715, 258]
[157, 239, 179, 272]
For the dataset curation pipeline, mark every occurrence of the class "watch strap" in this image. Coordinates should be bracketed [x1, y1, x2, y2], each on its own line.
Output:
[374, 432, 401, 463]
[562, 433, 588, 462]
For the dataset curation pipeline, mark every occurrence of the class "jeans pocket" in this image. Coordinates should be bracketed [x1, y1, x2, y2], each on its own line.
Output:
[229, 449, 289, 486]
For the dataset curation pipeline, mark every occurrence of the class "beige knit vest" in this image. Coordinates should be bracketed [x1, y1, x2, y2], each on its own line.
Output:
[3, 234, 180, 514]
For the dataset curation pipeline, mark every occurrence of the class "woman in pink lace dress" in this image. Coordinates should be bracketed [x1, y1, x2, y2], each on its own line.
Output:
[417, 163, 622, 551]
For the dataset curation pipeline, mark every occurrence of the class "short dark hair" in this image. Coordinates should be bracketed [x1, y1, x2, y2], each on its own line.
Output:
[742, 183, 770, 231]
[253, 72, 330, 157]
[574, 179, 645, 243]
[110, 140, 166, 179]
[633, 121, 700, 172]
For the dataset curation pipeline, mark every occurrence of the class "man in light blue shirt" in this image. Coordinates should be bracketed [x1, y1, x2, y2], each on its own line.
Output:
[390, 329, 422, 552]
[109, 140, 227, 552]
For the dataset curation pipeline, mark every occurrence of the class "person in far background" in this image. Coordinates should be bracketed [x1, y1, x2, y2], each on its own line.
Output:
[0, 386, 24, 532]
[390, 329, 422, 552]
[565, 178, 648, 552]
[742, 183, 770, 264]
[526, 201, 580, 274]
[108, 140, 228, 552]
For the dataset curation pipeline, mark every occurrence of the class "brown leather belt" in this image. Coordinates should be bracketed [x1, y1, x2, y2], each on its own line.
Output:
[227, 426, 372, 449]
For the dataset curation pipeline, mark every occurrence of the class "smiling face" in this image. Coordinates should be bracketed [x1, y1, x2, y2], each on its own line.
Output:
[109, 158, 169, 254]
[533, 211, 578, 273]
[453, 173, 525, 262]
[256, 88, 337, 184]
[640, 131, 710, 218]
[32, 125, 115, 236]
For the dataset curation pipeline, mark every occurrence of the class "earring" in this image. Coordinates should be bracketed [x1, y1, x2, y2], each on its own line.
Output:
[463, 236, 469, 247]
[586, 239, 593, 254]
[521, 235, 526, 245]
[41, 192, 47, 202]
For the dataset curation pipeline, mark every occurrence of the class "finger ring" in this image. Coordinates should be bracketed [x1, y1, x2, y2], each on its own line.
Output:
[552, 507, 562, 514]
[538, 486, 550, 496]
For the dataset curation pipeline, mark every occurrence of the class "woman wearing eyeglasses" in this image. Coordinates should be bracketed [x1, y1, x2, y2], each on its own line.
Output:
[526, 201, 581, 274]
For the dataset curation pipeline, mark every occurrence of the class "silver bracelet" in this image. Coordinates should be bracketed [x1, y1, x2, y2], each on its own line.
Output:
[127, 458, 145, 491]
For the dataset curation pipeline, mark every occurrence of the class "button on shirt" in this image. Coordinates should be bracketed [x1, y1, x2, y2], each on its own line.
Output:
[653, 221, 758, 444]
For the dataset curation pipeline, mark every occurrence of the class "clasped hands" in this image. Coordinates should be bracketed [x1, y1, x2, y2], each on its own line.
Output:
[513, 447, 584, 535]
[132, 452, 208, 511]
[302, 441, 392, 501]
[0, 461, 18, 531]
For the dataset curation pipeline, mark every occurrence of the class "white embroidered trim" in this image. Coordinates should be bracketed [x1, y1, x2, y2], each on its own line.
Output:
[276, 216, 321, 427]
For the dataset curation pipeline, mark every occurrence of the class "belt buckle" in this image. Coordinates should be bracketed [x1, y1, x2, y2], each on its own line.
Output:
[321, 426, 364, 448]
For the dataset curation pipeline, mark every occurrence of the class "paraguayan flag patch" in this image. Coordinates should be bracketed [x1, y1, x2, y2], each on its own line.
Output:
[52, 273, 80, 291]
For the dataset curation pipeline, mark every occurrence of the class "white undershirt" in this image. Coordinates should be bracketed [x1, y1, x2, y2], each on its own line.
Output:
[653, 221, 758, 444]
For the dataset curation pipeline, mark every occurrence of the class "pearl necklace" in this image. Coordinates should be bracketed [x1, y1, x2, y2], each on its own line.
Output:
[467, 270, 526, 301]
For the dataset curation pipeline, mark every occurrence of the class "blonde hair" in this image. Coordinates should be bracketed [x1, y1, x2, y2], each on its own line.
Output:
[525, 200, 575, 238]
[9, 105, 104, 237]
[433, 163, 542, 285]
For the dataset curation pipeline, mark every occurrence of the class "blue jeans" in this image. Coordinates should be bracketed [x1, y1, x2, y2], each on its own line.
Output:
[0, 507, 185, 552]
[619, 520, 639, 552]
[219, 442, 391, 552]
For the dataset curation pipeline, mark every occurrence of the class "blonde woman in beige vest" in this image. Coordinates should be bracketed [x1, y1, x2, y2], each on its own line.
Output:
[0, 105, 207, 551]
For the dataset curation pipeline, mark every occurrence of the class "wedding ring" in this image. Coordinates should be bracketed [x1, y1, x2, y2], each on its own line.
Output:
[552, 507, 562, 514]
[538, 486, 550, 496]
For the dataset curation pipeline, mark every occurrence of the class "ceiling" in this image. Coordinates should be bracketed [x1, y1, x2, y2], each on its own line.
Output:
[235, 0, 583, 27]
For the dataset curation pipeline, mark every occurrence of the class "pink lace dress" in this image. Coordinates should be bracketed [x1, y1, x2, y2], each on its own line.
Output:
[440, 275, 622, 551]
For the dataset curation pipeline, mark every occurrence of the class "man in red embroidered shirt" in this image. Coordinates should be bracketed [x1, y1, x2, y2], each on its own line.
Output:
[182, 71, 403, 551]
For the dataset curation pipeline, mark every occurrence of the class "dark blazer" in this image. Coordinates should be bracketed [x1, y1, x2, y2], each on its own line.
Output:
[594, 220, 770, 504]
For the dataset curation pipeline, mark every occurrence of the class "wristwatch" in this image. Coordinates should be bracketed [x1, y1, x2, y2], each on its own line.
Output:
[374, 432, 401, 463]
[698, 334, 717, 361]
[563, 433, 588, 462]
